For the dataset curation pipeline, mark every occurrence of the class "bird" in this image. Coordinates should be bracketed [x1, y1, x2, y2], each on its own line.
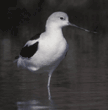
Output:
[15, 11, 96, 88]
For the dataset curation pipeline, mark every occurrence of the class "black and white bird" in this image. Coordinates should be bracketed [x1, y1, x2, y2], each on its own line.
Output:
[15, 11, 96, 87]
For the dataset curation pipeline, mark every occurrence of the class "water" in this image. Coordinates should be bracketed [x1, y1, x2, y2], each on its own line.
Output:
[0, 31, 108, 110]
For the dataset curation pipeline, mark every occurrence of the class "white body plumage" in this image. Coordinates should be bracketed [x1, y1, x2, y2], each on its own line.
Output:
[17, 30, 68, 72]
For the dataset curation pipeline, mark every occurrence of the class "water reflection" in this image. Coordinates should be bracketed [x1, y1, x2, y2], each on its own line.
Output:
[17, 100, 53, 110]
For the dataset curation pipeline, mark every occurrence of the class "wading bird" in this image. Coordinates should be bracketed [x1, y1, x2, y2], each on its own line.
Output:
[15, 12, 96, 97]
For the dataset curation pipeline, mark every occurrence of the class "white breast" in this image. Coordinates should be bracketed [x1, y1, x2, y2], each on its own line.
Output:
[29, 31, 68, 69]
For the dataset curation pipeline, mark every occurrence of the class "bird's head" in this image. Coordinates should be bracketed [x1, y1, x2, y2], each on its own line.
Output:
[46, 12, 70, 29]
[46, 11, 97, 33]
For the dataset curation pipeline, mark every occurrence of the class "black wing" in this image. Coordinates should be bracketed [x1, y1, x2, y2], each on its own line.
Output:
[20, 42, 39, 58]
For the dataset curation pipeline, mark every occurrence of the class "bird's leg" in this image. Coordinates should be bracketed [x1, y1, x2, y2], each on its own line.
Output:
[47, 72, 52, 87]
[48, 86, 51, 100]
[47, 71, 53, 100]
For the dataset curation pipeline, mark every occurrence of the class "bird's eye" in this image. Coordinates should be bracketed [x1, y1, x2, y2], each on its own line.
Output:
[60, 17, 65, 20]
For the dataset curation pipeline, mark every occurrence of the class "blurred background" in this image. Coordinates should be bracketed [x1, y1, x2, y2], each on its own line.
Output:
[0, 0, 108, 110]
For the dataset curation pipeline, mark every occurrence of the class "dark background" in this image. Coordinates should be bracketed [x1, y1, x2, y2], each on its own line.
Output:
[0, 0, 108, 110]
[0, 0, 107, 34]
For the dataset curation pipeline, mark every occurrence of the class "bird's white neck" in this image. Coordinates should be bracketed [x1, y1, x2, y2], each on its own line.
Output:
[45, 25, 63, 35]
[45, 28, 63, 41]
[45, 20, 63, 32]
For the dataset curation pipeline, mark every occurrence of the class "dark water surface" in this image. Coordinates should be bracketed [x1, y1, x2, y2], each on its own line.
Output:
[0, 32, 108, 110]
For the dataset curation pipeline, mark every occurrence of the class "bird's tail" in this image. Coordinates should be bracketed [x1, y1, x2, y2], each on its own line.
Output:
[17, 57, 24, 68]
[14, 56, 26, 68]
